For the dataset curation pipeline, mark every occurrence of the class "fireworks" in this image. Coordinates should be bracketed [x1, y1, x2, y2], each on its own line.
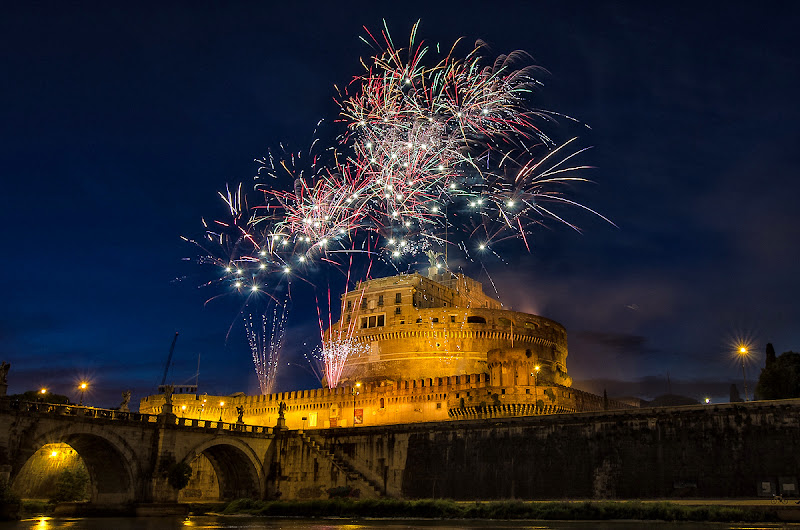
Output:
[319, 333, 370, 389]
[187, 22, 607, 389]
[243, 295, 289, 395]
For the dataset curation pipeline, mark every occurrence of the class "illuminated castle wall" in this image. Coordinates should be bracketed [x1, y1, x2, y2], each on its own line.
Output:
[327, 270, 571, 387]
[141, 271, 629, 427]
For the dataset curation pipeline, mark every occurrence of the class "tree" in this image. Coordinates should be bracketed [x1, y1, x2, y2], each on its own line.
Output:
[766, 343, 777, 367]
[50, 469, 89, 502]
[756, 351, 800, 400]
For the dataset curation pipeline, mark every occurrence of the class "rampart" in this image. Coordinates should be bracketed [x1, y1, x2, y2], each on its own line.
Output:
[140, 371, 632, 430]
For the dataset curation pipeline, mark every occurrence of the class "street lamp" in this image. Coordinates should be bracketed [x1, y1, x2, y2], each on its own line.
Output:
[353, 382, 361, 426]
[530, 365, 541, 412]
[78, 382, 88, 406]
[738, 346, 749, 401]
[39, 388, 47, 402]
[218, 401, 225, 422]
[181, 405, 187, 418]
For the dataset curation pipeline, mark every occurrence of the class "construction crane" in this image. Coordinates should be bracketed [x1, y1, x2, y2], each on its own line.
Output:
[157, 332, 179, 393]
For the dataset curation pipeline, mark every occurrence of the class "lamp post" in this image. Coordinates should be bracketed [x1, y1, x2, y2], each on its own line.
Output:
[739, 346, 749, 401]
[353, 382, 361, 426]
[218, 401, 225, 422]
[78, 382, 88, 406]
[181, 405, 187, 418]
[39, 388, 47, 402]
[531, 365, 540, 412]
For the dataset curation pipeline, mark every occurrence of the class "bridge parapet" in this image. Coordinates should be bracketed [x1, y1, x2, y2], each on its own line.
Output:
[2, 401, 273, 436]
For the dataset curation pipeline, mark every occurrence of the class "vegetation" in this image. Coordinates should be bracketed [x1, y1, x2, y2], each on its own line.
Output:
[756, 348, 800, 400]
[0, 479, 21, 520]
[50, 469, 90, 502]
[167, 462, 193, 490]
[221, 498, 778, 522]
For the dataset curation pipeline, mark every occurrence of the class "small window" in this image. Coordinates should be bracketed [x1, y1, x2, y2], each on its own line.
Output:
[347, 300, 352, 310]
[436, 402, 442, 409]
[395, 292, 402, 304]
[380, 398, 385, 409]
[395, 307, 401, 315]
[400, 320, 405, 324]
[378, 294, 384, 306]
[361, 299, 367, 309]
[432, 317, 439, 323]
[450, 315, 456, 323]
[377, 314, 385, 327]
[416, 318, 422, 323]
[361, 317, 368, 329]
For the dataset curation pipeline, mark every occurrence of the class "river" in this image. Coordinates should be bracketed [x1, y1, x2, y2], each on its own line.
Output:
[1, 517, 799, 530]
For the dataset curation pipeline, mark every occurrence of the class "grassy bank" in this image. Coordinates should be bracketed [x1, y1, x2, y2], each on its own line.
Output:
[221, 498, 778, 522]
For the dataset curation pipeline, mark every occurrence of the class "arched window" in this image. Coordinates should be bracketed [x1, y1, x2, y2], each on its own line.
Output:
[467, 315, 486, 324]
[380, 398, 385, 409]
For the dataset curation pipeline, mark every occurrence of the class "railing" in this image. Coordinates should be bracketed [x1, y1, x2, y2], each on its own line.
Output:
[4, 400, 159, 422]
[1, 400, 272, 434]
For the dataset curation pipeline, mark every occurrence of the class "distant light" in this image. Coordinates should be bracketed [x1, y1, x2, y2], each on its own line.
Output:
[259, 263, 266, 269]
[50, 451, 58, 457]
[259, 250, 267, 256]
[506, 200, 514, 207]
[388, 239, 395, 245]
[251, 285, 259, 291]
[366, 142, 372, 148]
[236, 269, 243, 275]
[482, 108, 488, 114]
[431, 206, 438, 213]
[40, 388, 47, 394]
[449, 183, 456, 189]
[234, 281, 242, 288]
[436, 263, 441, 269]
[299, 256, 306, 263]
[392, 251, 400, 257]
[225, 267, 231, 273]
[438, 165, 445, 171]
[283, 266, 291, 273]
[479, 244, 486, 250]
[320, 238, 328, 245]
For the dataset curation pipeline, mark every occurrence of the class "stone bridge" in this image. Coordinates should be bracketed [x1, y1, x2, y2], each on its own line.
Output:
[0, 400, 382, 508]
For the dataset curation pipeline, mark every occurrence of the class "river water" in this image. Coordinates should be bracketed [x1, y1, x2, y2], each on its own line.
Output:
[1, 517, 798, 530]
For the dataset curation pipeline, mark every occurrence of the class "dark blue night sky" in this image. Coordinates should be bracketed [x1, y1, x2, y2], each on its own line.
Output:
[2, 2, 799, 407]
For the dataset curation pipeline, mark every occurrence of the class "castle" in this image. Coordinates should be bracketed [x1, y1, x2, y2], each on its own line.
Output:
[140, 267, 632, 427]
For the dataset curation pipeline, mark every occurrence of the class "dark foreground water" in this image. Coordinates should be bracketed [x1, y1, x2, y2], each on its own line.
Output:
[1, 517, 799, 530]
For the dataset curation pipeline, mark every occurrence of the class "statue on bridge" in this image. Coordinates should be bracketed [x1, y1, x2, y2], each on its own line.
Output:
[119, 390, 132, 412]
[162, 385, 174, 405]
[278, 401, 287, 418]
[236, 405, 244, 424]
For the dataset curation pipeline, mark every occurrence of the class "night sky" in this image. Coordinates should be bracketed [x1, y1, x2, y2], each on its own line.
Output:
[2, 2, 799, 408]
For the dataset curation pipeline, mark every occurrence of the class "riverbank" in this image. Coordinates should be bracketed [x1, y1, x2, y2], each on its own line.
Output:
[216, 498, 790, 522]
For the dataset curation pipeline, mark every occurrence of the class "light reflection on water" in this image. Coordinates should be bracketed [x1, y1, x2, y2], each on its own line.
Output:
[1, 517, 799, 530]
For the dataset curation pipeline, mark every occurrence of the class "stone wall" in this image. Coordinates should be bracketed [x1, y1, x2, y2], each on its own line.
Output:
[313, 400, 800, 499]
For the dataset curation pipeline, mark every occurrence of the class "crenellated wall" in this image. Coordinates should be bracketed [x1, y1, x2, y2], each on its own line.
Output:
[140, 368, 624, 431]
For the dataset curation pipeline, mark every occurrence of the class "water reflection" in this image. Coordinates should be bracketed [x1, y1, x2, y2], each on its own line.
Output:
[3, 517, 798, 530]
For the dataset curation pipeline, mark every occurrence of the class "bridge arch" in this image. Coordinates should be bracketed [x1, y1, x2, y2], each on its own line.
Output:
[180, 438, 264, 500]
[18, 425, 142, 504]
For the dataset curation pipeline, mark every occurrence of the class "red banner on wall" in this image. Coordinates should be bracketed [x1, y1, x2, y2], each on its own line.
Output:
[354, 408, 364, 424]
